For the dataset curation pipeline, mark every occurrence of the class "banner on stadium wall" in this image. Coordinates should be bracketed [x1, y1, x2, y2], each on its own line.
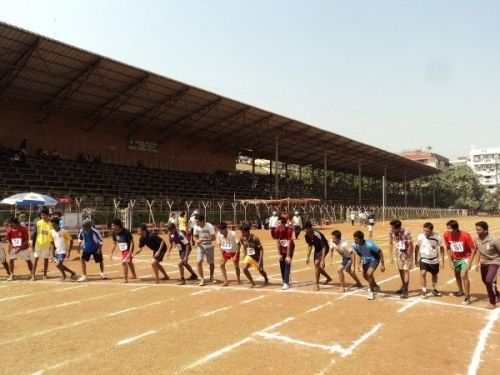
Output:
[127, 139, 160, 153]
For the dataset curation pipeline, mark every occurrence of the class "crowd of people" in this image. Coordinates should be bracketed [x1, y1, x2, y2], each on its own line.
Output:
[1, 209, 499, 309]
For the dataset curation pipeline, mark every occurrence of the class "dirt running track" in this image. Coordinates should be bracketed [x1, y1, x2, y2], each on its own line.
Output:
[1, 216, 499, 375]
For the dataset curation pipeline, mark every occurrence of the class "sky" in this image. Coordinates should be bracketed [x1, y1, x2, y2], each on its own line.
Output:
[1, 0, 499, 159]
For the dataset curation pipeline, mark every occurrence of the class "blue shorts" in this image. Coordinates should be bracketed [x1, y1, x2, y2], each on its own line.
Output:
[341, 257, 353, 271]
[362, 259, 379, 273]
[55, 253, 66, 265]
[179, 249, 187, 259]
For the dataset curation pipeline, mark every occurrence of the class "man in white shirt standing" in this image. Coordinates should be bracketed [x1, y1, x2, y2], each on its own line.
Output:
[194, 214, 216, 286]
[415, 222, 444, 298]
[216, 222, 240, 286]
[268, 211, 279, 239]
[291, 211, 303, 239]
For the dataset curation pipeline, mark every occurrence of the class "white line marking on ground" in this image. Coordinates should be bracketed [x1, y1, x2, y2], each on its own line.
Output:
[184, 338, 254, 370]
[55, 284, 88, 292]
[106, 307, 139, 317]
[115, 330, 157, 346]
[190, 289, 212, 296]
[31, 371, 44, 375]
[340, 323, 383, 357]
[467, 309, 500, 375]
[257, 331, 341, 352]
[418, 298, 487, 312]
[130, 286, 147, 292]
[0, 293, 32, 303]
[202, 307, 230, 317]
[397, 299, 420, 313]
[260, 317, 295, 333]
[306, 301, 332, 313]
[241, 295, 265, 304]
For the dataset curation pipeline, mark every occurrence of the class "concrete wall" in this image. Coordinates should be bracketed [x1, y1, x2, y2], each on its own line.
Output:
[0, 101, 235, 173]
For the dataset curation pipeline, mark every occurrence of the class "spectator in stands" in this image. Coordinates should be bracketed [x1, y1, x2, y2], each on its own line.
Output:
[19, 138, 26, 152]
[110, 218, 137, 283]
[77, 220, 107, 282]
[51, 149, 59, 160]
[41, 149, 49, 158]
[5, 217, 33, 281]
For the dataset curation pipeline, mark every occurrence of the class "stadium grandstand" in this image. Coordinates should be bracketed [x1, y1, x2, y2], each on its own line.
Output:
[0, 21, 439, 220]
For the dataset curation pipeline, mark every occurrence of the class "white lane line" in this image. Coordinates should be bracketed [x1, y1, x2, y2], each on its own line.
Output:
[467, 308, 500, 375]
[130, 286, 147, 292]
[418, 298, 488, 312]
[340, 323, 383, 357]
[0, 294, 33, 303]
[397, 299, 420, 313]
[55, 285, 88, 292]
[184, 337, 254, 370]
[306, 301, 332, 313]
[107, 307, 139, 317]
[260, 317, 295, 333]
[201, 307, 230, 317]
[191, 289, 212, 296]
[116, 330, 157, 346]
[241, 295, 265, 304]
[257, 331, 341, 352]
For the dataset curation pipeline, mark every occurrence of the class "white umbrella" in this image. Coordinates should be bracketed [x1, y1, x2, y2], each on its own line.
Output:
[1, 192, 58, 229]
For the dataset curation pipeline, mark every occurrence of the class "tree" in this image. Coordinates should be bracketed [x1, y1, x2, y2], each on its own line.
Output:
[435, 164, 485, 209]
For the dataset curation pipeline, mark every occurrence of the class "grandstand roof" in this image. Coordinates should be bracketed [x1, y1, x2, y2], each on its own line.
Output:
[0, 21, 438, 181]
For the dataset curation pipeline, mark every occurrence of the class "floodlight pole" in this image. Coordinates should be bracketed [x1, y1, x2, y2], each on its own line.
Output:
[323, 149, 327, 201]
[358, 159, 362, 207]
[404, 170, 407, 207]
[274, 134, 279, 199]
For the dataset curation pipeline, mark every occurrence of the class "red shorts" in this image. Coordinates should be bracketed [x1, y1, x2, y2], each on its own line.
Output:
[223, 251, 237, 260]
[121, 250, 132, 263]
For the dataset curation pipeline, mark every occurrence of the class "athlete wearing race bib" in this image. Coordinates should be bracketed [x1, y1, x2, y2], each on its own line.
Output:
[304, 222, 332, 291]
[388, 219, 414, 299]
[193, 214, 216, 286]
[415, 222, 444, 298]
[239, 222, 268, 288]
[5, 217, 32, 281]
[111, 218, 137, 283]
[274, 216, 295, 290]
[216, 222, 240, 286]
[167, 223, 198, 285]
[443, 219, 477, 305]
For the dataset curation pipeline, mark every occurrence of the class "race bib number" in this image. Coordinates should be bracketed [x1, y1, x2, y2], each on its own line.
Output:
[368, 219, 374, 224]
[118, 242, 128, 251]
[12, 238, 22, 247]
[199, 232, 210, 241]
[221, 241, 233, 250]
[181, 238, 188, 245]
[451, 241, 464, 252]
[280, 239, 289, 247]
[247, 247, 255, 256]
[396, 240, 406, 251]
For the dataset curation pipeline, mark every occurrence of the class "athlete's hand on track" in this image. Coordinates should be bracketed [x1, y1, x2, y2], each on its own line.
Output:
[306, 257, 310, 265]
[380, 264, 386, 272]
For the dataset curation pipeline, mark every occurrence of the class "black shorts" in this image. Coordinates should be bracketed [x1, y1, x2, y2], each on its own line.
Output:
[153, 246, 167, 262]
[420, 260, 439, 275]
[314, 249, 329, 261]
[82, 251, 103, 263]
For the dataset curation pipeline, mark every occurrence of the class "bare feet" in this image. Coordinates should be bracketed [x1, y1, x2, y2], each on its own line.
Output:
[485, 303, 496, 310]
[222, 281, 229, 287]
[314, 284, 320, 291]
[339, 287, 346, 293]
[249, 283, 255, 289]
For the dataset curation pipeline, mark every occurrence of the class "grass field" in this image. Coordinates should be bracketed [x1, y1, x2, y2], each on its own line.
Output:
[1, 216, 499, 375]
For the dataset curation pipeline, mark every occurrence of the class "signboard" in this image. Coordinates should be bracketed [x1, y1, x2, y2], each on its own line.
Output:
[128, 139, 160, 153]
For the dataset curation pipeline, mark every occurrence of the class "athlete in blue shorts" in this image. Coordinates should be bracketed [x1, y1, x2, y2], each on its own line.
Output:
[352, 230, 385, 300]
